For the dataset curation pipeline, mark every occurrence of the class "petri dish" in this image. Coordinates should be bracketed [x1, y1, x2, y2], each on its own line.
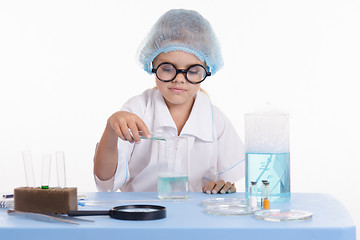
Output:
[205, 205, 255, 216]
[201, 198, 248, 207]
[254, 209, 313, 221]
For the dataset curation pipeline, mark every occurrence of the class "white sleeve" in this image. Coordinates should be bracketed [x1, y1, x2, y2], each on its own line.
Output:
[121, 89, 151, 117]
[94, 174, 115, 192]
[214, 107, 245, 183]
[112, 138, 133, 191]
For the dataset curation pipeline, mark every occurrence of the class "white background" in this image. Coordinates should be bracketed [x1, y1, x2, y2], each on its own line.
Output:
[0, 0, 359, 235]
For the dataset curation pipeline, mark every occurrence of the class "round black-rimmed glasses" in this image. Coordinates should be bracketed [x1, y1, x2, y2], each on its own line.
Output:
[151, 62, 211, 84]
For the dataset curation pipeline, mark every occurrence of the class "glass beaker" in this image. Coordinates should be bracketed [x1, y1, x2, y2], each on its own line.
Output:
[157, 136, 189, 200]
[245, 112, 290, 202]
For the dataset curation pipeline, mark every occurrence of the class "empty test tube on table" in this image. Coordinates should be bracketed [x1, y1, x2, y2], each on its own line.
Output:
[56, 151, 66, 188]
[22, 151, 36, 187]
[41, 154, 51, 189]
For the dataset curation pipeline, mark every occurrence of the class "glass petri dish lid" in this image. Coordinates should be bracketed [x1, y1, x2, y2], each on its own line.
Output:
[254, 209, 313, 221]
[205, 205, 255, 216]
[201, 198, 248, 207]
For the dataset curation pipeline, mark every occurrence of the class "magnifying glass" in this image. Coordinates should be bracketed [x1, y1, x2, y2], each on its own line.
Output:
[68, 205, 166, 221]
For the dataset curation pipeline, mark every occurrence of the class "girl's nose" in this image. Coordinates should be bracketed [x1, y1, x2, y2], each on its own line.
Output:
[172, 72, 187, 83]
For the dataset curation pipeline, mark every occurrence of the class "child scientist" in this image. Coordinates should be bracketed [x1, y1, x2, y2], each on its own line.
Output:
[94, 9, 245, 194]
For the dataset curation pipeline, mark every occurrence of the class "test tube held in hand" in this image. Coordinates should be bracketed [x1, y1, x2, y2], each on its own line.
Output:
[22, 151, 36, 187]
[41, 154, 51, 189]
[56, 151, 66, 188]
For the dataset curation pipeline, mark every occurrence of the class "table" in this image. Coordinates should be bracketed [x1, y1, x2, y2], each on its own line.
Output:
[0, 192, 356, 240]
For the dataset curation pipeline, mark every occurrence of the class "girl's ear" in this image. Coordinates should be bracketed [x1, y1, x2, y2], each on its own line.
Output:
[152, 54, 160, 68]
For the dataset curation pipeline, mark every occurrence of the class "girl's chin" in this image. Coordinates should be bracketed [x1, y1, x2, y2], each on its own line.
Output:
[163, 95, 191, 106]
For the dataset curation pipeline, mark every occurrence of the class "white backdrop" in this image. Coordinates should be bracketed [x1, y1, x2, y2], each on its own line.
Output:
[1, 0, 359, 234]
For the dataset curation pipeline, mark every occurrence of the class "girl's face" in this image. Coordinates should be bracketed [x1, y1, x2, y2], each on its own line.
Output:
[153, 51, 203, 109]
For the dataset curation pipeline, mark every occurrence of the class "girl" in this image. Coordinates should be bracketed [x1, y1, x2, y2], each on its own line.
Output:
[94, 9, 245, 194]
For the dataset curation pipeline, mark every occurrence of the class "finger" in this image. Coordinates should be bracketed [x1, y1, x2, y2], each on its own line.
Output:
[119, 123, 134, 142]
[227, 184, 236, 193]
[113, 124, 125, 141]
[108, 116, 125, 141]
[220, 182, 232, 194]
[128, 121, 141, 143]
[204, 181, 216, 194]
[212, 180, 225, 194]
[136, 119, 151, 139]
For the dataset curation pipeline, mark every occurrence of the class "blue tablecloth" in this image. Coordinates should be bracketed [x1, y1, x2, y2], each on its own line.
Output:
[0, 192, 356, 240]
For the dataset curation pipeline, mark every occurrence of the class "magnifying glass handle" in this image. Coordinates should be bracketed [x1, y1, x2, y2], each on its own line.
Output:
[68, 210, 110, 216]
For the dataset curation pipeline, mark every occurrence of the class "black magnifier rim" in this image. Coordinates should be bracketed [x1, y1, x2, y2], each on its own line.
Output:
[110, 205, 166, 221]
[68, 204, 166, 221]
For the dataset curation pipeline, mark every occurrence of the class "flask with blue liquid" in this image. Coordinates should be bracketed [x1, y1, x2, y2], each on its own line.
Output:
[245, 109, 290, 202]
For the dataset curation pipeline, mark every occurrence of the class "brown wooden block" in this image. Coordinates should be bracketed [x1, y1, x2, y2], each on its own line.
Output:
[14, 187, 77, 214]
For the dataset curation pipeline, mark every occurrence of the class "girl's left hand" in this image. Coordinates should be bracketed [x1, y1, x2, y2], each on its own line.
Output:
[202, 180, 236, 194]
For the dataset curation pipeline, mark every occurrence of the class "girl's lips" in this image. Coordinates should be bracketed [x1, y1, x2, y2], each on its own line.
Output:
[169, 87, 186, 93]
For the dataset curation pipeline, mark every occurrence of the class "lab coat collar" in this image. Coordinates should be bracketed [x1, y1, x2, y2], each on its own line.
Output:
[153, 90, 214, 142]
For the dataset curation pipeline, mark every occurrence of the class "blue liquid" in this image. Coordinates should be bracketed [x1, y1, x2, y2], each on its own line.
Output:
[158, 175, 189, 199]
[245, 153, 290, 202]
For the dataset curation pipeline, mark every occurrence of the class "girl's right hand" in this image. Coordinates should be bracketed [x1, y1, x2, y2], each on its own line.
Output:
[202, 180, 236, 194]
[107, 111, 151, 143]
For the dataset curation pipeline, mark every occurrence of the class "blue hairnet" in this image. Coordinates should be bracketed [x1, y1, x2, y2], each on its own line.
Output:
[138, 9, 223, 75]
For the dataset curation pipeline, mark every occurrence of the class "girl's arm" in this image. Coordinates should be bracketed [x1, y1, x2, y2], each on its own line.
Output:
[93, 122, 118, 181]
[94, 111, 151, 181]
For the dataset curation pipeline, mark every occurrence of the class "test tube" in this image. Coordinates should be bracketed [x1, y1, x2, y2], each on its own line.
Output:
[56, 151, 66, 188]
[22, 151, 36, 187]
[41, 154, 51, 189]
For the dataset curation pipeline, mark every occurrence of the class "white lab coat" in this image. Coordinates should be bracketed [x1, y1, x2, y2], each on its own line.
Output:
[95, 89, 245, 192]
